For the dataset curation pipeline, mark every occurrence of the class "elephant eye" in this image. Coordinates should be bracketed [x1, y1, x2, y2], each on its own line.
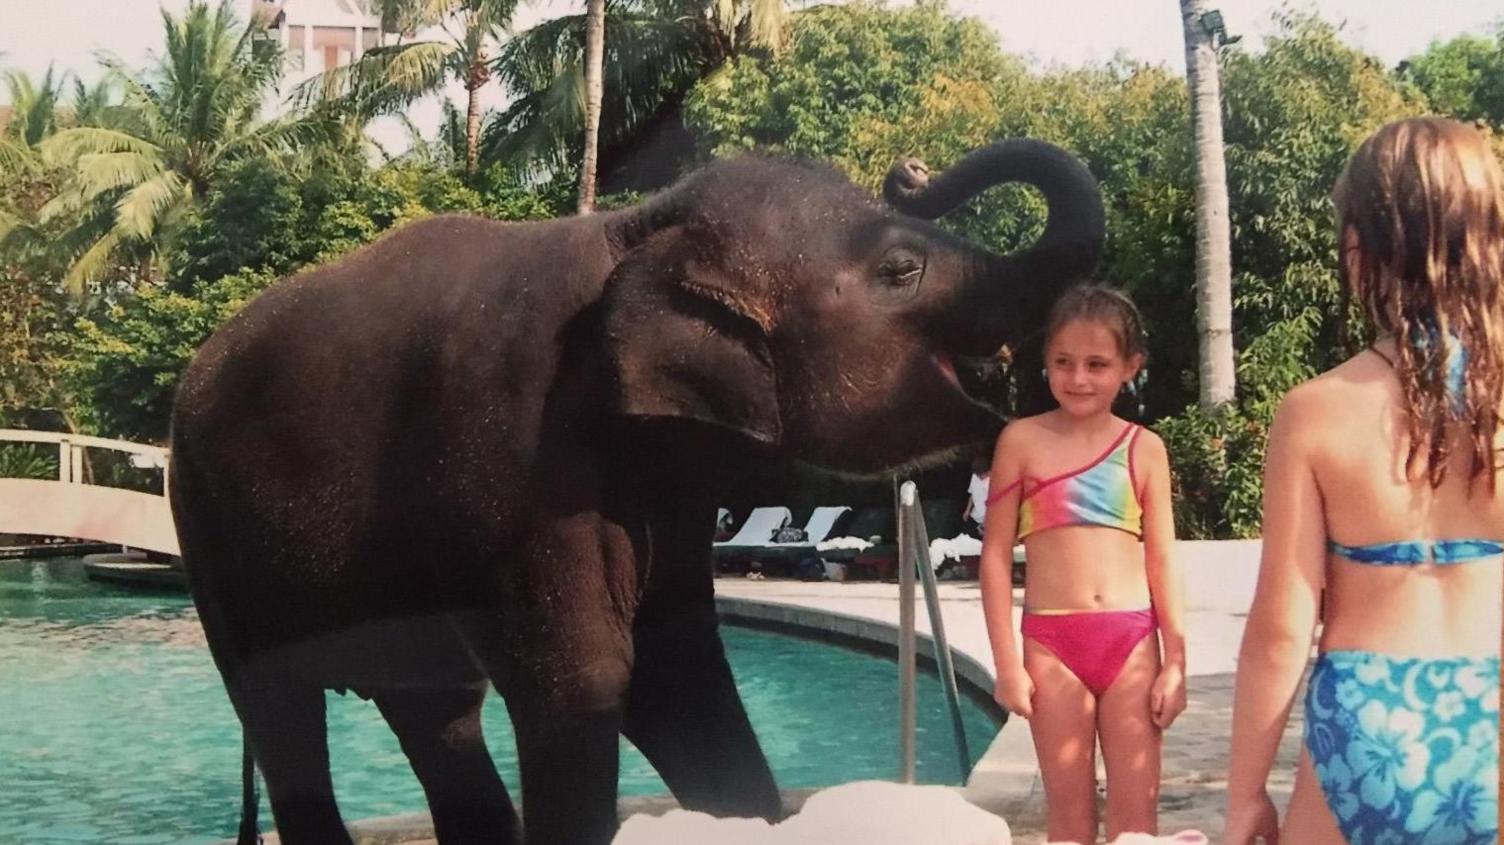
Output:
[877, 253, 925, 287]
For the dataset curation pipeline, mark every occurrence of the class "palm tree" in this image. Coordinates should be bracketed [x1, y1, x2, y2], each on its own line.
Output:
[295, 0, 521, 177]
[3, 66, 67, 147]
[578, 0, 606, 213]
[489, 0, 788, 184]
[1179, 0, 1235, 410]
[35, 1, 299, 291]
[0, 67, 73, 245]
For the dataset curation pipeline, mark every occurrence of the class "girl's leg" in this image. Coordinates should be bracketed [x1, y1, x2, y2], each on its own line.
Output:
[1024, 638, 1100, 845]
[1280, 749, 1348, 844]
[1097, 634, 1161, 840]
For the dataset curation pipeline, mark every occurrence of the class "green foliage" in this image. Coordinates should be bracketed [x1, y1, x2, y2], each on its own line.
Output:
[1402, 29, 1504, 127]
[686, 1, 1013, 172]
[473, 164, 576, 219]
[488, 0, 790, 177]
[64, 269, 278, 442]
[1156, 402, 1270, 539]
[8, 0, 1504, 540]
[34, 0, 302, 292]
[172, 154, 498, 291]
[0, 443, 59, 480]
[171, 157, 307, 289]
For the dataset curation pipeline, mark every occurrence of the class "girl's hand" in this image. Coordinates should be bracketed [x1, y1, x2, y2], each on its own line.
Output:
[1150, 664, 1187, 729]
[1222, 790, 1280, 844]
[994, 667, 1035, 719]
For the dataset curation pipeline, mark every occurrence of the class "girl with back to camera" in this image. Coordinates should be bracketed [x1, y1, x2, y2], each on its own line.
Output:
[1224, 117, 1503, 844]
[980, 284, 1188, 844]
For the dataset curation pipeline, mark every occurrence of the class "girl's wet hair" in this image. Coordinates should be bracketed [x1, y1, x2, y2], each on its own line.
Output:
[1333, 118, 1504, 489]
[1044, 283, 1148, 361]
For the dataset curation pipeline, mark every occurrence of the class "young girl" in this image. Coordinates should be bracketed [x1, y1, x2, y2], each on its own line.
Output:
[1224, 118, 1503, 845]
[980, 284, 1187, 844]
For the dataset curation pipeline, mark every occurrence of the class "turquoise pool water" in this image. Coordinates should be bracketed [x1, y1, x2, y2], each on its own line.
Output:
[0, 559, 999, 844]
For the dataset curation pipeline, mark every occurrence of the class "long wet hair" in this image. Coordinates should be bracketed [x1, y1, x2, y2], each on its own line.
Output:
[1332, 117, 1504, 489]
[1044, 283, 1149, 362]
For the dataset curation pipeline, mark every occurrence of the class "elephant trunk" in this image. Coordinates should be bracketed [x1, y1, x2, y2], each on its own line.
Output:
[885, 139, 1106, 352]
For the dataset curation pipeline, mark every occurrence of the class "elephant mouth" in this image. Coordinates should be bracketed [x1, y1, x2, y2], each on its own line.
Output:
[936, 351, 1011, 413]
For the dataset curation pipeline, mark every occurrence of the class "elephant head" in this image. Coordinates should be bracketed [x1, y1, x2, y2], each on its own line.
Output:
[600, 140, 1105, 474]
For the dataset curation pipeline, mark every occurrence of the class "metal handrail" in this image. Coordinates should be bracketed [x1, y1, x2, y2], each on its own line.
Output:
[895, 480, 973, 783]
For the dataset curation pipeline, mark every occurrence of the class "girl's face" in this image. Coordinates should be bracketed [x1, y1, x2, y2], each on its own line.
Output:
[1045, 318, 1142, 418]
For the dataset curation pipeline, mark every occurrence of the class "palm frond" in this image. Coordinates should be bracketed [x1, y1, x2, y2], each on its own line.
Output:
[289, 40, 457, 118]
[71, 151, 167, 204]
[95, 54, 172, 143]
[220, 114, 332, 165]
[744, 0, 789, 51]
[69, 77, 118, 128]
[61, 230, 124, 295]
[487, 11, 716, 172]
[39, 127, 163, 167]
[0, 136, 38, 175]
[0, 204, 20, 243]
[113, 171, 189, 241]
[3, 65, 67, 145]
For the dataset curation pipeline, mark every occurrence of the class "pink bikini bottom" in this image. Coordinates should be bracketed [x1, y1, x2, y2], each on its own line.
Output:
[1020, 608, 1158, 697]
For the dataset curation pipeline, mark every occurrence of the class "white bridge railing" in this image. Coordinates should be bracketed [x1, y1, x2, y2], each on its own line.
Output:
[0, 429, 178, 555]
[0, 428, 170, 484]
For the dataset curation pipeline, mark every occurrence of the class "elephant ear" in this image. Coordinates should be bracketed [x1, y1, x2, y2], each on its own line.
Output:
[601, 228, 781, 445]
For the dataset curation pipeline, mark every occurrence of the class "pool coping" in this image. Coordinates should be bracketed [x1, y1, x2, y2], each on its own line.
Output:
[711, 588, 1045, 825]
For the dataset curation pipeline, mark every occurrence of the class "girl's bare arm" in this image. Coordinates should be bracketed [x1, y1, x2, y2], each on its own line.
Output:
[980, 423, 1025, 677]
[1226, 388, 1327, 801]
[1139, 429, 1185, 670]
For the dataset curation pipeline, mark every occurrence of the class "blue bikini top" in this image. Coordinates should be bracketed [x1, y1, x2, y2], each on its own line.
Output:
[1328, 539, 1504, 565]
[1329, 334, 1501, 566]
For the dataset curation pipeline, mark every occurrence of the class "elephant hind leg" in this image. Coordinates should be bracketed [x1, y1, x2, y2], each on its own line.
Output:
[229, 676, 352, 845]
[371, 687, 521, 845]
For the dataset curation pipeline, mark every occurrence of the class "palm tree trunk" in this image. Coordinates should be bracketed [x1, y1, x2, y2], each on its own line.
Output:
[1180, 0, 1235, 411]
[465, 54, 487, 177]
[466, 77, 482, 176]
[578, 0, 606, 215]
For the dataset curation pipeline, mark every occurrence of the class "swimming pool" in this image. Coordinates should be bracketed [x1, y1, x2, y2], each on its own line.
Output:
[0, 558, 1000, 844]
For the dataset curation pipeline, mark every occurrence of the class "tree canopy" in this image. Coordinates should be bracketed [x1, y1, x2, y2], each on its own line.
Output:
[3, 0, 1502, 537]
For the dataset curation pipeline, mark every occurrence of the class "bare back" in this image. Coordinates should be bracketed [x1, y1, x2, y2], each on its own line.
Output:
[1305, 346, 1503, 657]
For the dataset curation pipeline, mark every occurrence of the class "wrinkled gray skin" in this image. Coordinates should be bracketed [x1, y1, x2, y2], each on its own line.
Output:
[169, 139, 1105, 845]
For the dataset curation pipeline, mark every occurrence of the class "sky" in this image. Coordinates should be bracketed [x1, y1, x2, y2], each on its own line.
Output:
[2, 0, 1501, 128]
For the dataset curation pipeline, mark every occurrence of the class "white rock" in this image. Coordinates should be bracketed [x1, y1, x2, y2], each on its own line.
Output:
[614, 781, 1011, 845]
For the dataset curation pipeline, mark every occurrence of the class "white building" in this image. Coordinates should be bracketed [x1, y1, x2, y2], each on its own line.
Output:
[250, 0, 390, 85]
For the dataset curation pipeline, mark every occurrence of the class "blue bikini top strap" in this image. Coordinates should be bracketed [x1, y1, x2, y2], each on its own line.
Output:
[1328, 539, 1504, 565]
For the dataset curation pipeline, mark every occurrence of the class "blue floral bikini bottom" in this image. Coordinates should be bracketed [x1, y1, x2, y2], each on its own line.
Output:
[1305, 650, 1500, 844]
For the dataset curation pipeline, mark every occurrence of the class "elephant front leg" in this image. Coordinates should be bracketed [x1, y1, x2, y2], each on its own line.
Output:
[505, 654, 632, 845]
[623, 608, 783, 822]
[468, 511, 641, 845]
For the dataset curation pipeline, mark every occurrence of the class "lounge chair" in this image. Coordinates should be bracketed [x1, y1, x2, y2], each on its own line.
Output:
[713, 508, 735, 541]
[827, 499, 963, 581]
[767, 506, 852, 551]
[712, 506, 792, 558]
[756, 506, 855, 578]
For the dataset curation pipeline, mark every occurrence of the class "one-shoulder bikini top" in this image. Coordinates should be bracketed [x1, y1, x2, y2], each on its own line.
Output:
[988, 423, 1143, 540]
[1328, 539, 1504, 565]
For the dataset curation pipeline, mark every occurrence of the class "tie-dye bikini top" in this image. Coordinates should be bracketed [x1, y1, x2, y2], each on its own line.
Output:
[988, 423, 1143, 540]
